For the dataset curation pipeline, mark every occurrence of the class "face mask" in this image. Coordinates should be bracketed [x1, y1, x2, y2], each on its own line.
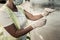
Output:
[13, 0, 23, 5]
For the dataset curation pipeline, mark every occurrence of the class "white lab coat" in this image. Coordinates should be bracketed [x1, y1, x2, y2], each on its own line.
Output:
[0, 4, 27, 40]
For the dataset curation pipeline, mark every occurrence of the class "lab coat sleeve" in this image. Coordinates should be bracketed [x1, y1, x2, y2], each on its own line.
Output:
[0, 10, 13, 27]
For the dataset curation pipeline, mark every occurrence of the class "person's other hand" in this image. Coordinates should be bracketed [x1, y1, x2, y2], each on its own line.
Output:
[44, 8, 55, 13]
[42, 8, 55, 16]
[31, 19, 47, 29]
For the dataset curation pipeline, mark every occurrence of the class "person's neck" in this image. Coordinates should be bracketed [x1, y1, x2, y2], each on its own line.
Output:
[6, 1, 18, 12]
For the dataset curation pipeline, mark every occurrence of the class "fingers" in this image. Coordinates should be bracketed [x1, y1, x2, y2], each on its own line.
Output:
[42, 8, 55, 16]
[31, 19, 47, 29]
[39, 19, 47, 26]
[44, 8, 55, 13]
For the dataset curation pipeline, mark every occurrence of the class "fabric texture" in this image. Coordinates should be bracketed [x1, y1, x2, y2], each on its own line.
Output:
[0, 5, 27, 40]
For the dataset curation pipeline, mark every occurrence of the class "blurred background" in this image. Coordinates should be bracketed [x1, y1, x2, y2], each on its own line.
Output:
[0, 0, 60, 9]
[0, 0, 6, 3]
[0, 0, 6, 7]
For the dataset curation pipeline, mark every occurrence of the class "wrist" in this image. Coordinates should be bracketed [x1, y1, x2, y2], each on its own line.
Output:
[41, 10, 49, 16]
[31, 25, 36, 29]
[24, 25, 34, 29]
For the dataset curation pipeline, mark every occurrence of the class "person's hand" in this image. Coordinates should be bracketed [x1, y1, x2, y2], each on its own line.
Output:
[41, 8, 55, 16]
[44, 8, 55, 13]
[30, 19, 47, 29]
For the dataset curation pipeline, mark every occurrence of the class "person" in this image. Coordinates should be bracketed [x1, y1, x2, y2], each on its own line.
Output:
[0, 0, 54, 40]
[26, 0, 60, 40]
